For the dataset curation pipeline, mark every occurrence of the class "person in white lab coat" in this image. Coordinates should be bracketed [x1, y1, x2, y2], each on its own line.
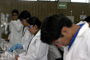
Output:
[15, 17, 49, 60]
[8, 9, 23, 46]
[9, 10, 34, 52]
[18, 10, 34, 50]
[41, 14, 90, 60]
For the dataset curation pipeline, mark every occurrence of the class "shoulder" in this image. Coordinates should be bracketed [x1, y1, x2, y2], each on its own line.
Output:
[82, 28, 90, 43]
[17, 19, 20, 21]
[9, 20, 13, 24]
[10, 20, 13, 22]
[84, 28, 90, 37]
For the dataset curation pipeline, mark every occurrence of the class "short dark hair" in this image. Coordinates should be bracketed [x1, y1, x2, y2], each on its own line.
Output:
[27, 17, 41, 29]
[18, 10, 31, 20]
[12, 9, 19, 15]
[84, 16, 90, 22]
[41, 14, 73, 44]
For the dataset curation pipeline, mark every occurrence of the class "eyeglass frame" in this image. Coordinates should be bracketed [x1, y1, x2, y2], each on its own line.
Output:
[20, 19, 28, 22]
[12, 15, 18, 16]
[27, 25, 33, 28]
[53, 34, 63, 45]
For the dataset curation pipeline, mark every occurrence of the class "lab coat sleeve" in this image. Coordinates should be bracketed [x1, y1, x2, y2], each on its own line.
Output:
[9, 21, 12, 32]
[86, 35, 90, 60]
[22, 31, 34, 50]
[12, 20, 23, 32]
[18, 38, 48, 60]
[8, 21, 12, 39]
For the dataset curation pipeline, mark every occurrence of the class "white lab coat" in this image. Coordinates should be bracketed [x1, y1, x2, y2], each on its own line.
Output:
[48, 45, 62, 60]
[63, 21, 90, 60]
[8, 19, 23, 46]
[18, 30, 49, 60]
[21, 27, 34, 50]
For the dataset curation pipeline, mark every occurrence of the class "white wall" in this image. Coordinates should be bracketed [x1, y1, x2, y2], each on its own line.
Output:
[66, 16, 74, 23]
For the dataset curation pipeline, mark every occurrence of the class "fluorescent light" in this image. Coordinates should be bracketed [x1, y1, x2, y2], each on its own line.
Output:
[71, 0, 89, 3]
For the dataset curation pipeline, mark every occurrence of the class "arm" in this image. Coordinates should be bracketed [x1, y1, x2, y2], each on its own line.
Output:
[86, 36, 90, 60]
[18, 38, 49, 60]
[49, 45, 62, 59]
[15, 55, 19, 60]
[21, 30, 34, 50]
[9, 21, 12, 33]
[8, 21, 12, 40]
[12, 20, 23, 32]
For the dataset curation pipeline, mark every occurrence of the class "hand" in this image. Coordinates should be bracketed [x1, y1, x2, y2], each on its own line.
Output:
[15, 55, 19, 60]
[0, 47, 2, 51]
[9, 45, 16, 52]
[5, 39, 9, 42]
[15, 43, 23, 49]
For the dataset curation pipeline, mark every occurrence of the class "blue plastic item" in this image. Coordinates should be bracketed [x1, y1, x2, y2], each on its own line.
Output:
[9, 43, 23, 52]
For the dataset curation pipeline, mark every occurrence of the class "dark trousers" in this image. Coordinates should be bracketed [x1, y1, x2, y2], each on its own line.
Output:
[58, 48, 64, 60]
[56, 58, 62, 60]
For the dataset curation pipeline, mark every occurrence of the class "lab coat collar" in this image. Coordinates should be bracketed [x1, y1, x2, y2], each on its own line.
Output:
[76, 21, 89, 37]
[35, 30, 41, 37]
[12, 19, 20, 21]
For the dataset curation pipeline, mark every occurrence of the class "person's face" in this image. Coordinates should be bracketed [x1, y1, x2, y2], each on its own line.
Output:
[28, 25, 38, 34]
[20, 19, 28, 26]
[88, 22, 90, 27]
[12, 13, 18, 20]
[52, 27, 73, 48]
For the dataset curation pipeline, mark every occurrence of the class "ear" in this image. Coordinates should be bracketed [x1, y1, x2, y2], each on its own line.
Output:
[34, 25, 38, 29]
[61, 26, 68, 35]
[88, 22, 90, 27]
[27, 18, 29, 20]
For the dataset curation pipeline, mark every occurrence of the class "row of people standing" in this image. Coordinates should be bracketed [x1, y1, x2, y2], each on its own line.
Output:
[8, 9, 90, 60]
[7, 9, 62, 60]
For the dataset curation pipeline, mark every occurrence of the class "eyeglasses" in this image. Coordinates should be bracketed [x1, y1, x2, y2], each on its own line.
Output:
[20, 19, 28, 22]
[53, 34, 63, 45]
[27, 25, 33, 28]
[53, 38, 62, 45]
[20, 20, 25, 22]
[12, 15, 18, 16]
[20, 18, 27, 22]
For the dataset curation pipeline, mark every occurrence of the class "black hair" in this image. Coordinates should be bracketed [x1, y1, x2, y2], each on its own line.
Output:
[84, 16, 90, 22]
[18, 10, 31, 20]
[12, 9, 19, 15]
[59, 14, 65, 16]
[27, 17, 41, 29]
[41, 14, 73, 44]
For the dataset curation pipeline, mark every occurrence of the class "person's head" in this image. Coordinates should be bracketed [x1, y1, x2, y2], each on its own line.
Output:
[27, 17, 41, 34]
[18, 10, 31, 26]
[84, 16, 90, 27]
[41, 14, 73, 48]
[12, 9, 19, 20]
[59, 14, 65, 16]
